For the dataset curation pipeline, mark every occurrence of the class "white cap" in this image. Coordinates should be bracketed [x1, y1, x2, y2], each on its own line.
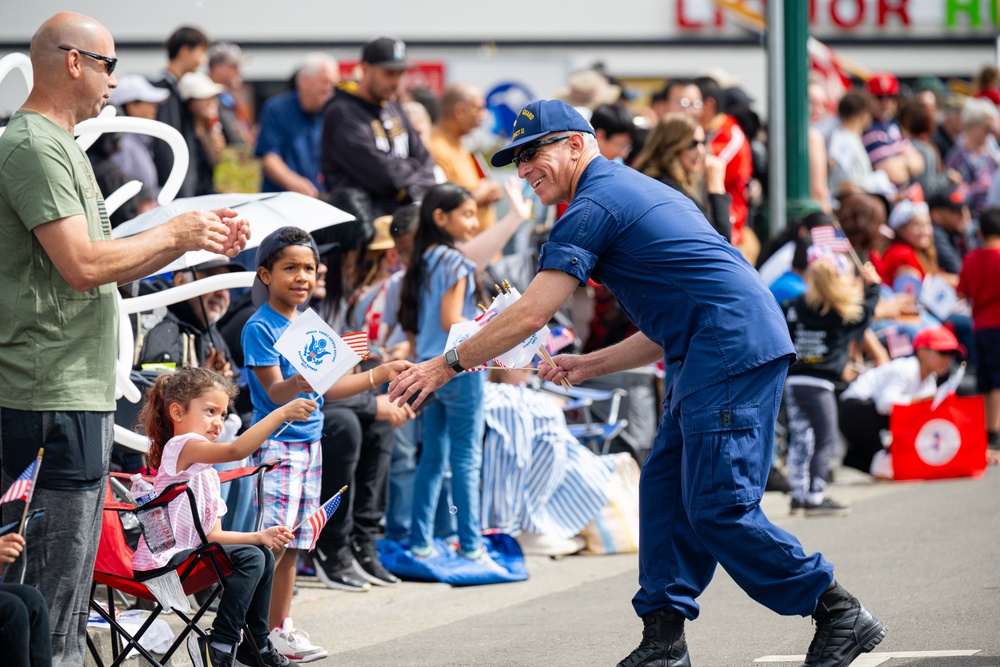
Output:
[110, 74, 170, 106]
[178, 72, 226, 101]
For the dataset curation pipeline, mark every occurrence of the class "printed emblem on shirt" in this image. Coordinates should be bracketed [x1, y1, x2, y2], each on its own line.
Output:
[371, 117, 410, 158]
[80, 161, 96, 199]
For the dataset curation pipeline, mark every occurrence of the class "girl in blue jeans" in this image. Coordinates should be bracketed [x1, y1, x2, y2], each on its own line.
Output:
[397, 183, 504, 572]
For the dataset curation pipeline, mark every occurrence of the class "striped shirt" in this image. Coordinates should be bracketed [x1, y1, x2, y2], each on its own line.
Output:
[481, 383, 616, 539]
[132, 433, 227, 572]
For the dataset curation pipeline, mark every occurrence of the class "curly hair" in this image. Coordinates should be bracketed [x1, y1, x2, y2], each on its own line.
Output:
[138, 367, 237, 469]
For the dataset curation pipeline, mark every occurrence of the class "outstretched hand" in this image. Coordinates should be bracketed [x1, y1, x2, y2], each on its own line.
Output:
[283, 397, 319, 422]
[388, 357, 452, 410]
[211, 207, 251, 258]
[504, 177, 533, 221]
[537, 353, 590, 387]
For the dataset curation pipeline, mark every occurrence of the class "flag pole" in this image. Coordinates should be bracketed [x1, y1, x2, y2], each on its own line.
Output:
[18, 448, 44, 536]
[293, 486, 347, 532]
[271, 392, 319, 440]
[831, 219, 867, 273]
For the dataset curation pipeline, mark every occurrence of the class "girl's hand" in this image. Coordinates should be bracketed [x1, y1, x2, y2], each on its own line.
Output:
[504, 176, 533, 222]
[859, 261, 882, 285]
[293, 374, 315, 394]
[0, 533, 25, 565]
[377, 359, 414, 384]
[283, 397, 318, 422]
[260, 525, 294, 554]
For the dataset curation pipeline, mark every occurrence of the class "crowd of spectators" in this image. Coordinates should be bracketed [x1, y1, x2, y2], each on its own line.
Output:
[3, 16, 1000, 665]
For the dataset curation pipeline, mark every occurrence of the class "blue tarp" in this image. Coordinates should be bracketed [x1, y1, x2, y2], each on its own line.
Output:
[377, 533, 529, 586]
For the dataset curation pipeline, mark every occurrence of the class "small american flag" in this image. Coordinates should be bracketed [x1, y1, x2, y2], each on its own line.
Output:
[810, 225, 853, 253]
[341, 331, 369, 359]
[305, 487, 346, 552]
[884, 326, 913, 359]
[0, 459, 38, 506]
[545, 326, 576, 355]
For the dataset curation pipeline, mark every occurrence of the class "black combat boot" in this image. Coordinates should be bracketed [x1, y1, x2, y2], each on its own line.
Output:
[799, 580, 887, 667]
[616, 609, 691, 667]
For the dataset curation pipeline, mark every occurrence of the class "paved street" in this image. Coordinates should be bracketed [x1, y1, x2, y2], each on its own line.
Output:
[90, 465, 999, 666]
[283, 465, 1000, 666]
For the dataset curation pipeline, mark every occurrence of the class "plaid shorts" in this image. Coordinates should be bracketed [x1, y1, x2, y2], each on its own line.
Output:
[251, 439, 322, 550]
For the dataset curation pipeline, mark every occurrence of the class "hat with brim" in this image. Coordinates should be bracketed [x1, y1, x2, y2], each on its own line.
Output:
[913, 325, 965, 357]
[251, 227, 320, 308]
[178, 72, 226, 101]
[110, 74, 170, 107]
[186, 257, 247, 274]
[361, 37, 412, 71]
[368, 216, 395, 251]
[491, 99, 595, 168]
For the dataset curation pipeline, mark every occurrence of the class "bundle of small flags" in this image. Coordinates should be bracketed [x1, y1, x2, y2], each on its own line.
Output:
[304, 486, 346, 552]
[341, 331, 369, 360]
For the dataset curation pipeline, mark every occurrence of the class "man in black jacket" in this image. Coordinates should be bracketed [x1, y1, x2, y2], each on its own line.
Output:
[320, 37, 437, 218]
[136, 258, 243, 375]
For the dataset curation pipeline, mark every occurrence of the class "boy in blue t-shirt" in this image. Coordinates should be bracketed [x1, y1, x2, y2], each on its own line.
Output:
[242, 227, 409, 661]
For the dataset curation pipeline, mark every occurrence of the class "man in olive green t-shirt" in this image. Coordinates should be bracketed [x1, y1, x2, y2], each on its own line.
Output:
[0, 13, 249, 667]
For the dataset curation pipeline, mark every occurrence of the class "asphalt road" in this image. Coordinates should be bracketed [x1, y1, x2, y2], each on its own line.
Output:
[90, 465, 999, 666]
[296, 466, 999, 666]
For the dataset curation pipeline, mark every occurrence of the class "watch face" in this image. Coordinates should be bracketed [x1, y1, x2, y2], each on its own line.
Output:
[445, 348, 460, 369]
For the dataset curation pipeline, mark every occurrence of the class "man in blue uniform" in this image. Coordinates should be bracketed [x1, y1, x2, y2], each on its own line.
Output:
[388, 100, 886, 667]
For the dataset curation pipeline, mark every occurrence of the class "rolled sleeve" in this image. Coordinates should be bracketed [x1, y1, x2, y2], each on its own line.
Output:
[537, 241, 599, 286]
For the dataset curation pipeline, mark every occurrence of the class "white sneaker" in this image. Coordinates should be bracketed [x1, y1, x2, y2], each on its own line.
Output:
[460, 547, 508, 576]
[268, 618, 328, 663]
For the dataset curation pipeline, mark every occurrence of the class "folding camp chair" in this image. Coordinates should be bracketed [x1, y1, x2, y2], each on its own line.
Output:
[541, 381, 629, 455]
[86, 460, 278, 667]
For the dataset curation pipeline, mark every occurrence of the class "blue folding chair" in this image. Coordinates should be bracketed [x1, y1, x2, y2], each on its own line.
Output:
[541, 381, 629, 455]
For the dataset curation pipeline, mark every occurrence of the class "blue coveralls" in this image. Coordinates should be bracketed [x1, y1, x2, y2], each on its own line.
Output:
[537, 158, 835, 620]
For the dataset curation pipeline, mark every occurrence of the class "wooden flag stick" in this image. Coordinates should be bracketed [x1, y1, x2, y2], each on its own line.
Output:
[292, 486, 347, 532]
[831, 220, 866, 272]
[18, 448, 44, 536]
[272, 392, 319, 440]
[537, 345, 573, 390]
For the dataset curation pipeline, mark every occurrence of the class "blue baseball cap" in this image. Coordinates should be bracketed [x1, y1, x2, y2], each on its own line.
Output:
[251, 226, 320, 307]
[490, 99, 595, 168]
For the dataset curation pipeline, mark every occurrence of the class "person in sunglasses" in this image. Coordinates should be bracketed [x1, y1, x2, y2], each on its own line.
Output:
[0, 14, 250, 667]
[389, 99, 886, 667]
[632, 112, 731, 242]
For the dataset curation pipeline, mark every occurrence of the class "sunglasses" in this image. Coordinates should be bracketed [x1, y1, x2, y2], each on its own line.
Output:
[511, 134, 571, 167]
[59, 45, 117, 75]
[687, 139, 705, 150]
[678, 98, 703, 110]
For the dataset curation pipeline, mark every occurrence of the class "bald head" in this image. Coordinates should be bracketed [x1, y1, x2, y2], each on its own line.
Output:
[438, 83, 485, 136]
[25, 13, 117, 129]
[31, 13, 112, 69]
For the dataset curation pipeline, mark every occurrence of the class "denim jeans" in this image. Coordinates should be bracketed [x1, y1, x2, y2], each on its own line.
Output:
[385, 417, 455, 543]
[410, 372, 484, 554]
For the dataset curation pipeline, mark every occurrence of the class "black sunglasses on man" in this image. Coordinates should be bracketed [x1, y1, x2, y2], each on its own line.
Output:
[58, 45, 117, 75]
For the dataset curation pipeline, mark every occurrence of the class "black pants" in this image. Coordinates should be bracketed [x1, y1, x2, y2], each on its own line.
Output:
[838, 397, 889, 474]
[0, 583, 52, 667]
[317, 405, 394, 559]
[162, 544, 273, 649]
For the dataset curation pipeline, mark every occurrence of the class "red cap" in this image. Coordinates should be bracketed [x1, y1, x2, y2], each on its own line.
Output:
[912, 326, 963, 355]
[866, 72, 899, 97]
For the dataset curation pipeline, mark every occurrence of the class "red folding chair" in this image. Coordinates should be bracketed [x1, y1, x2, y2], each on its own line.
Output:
[86, 460, 279, 667]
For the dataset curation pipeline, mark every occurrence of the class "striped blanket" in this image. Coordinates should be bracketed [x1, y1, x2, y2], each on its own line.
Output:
[481, 383, 617, 539]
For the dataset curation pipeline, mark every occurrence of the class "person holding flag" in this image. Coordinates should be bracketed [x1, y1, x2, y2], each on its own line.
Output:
[1, 530, 52, 667]
[133, 366, 314, 667]
[390, 100, 886, 667]
[241, 226, 410, 660]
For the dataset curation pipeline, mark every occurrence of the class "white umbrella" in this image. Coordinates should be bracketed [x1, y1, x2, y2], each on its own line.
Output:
[112, 192, 355, 275]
